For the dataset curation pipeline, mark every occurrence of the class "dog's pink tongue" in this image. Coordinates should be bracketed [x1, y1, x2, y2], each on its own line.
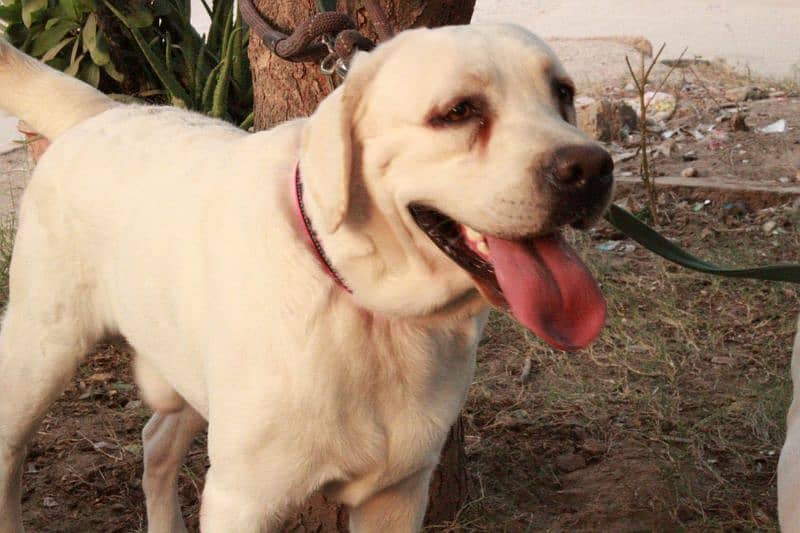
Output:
[485, 234, 606, 351]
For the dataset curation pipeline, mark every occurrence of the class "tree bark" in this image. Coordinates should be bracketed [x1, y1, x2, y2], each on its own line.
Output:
[248, 1, 475, 529]
[249, 0, 475, 129]
[96, 0, 154, 95]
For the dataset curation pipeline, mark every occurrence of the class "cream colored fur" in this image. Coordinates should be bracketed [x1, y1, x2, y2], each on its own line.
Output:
[0, 25, 599, 532]
[780, 318, 800, 531]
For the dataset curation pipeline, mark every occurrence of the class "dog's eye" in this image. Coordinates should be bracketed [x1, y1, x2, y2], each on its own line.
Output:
[555, 82, 574, 106]
[444, 101, 477, 122]
[430, 99, 481, 126]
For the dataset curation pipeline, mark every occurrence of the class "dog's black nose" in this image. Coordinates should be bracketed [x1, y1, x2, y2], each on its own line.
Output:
[551, 144, 614, 187]
[543, 144, 615, 229]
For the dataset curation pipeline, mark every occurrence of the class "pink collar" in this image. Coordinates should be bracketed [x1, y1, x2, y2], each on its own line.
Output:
[293, 166, 351, 293]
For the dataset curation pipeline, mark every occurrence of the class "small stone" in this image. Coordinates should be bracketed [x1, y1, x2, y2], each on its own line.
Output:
[725, 86, 767, 102]
[723, 201, 749, 216]
[762, 220, 778, 234]
[124, 399, 143, 410]
[729, 111, 749, 132]
[88, 372, 114, 383]
[577, 98, 638, 142]
[556, 452, 587, 473]
[682, 151, 698, 162]
[581, 439, 606, 456]
[779, 176, 791, 184]
[681, 167, 698, 178]
[43, 496, 58, 508]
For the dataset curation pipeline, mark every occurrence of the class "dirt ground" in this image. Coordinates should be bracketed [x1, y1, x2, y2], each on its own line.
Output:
[9, 65, 800, 531]
[605, 63, 800, 189]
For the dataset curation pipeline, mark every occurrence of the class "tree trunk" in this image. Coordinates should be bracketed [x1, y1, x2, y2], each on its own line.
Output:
[96, 0, 154, 95]
[249, 0, 475, 129]
[248, 1, 475, 529]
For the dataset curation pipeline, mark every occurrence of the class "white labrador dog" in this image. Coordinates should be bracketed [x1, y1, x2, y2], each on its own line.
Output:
[0, 24, 614, 532]
[780, 321, 800, 531]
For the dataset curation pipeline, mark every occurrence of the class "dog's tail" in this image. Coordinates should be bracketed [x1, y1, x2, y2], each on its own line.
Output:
[0, 39, 116, 140]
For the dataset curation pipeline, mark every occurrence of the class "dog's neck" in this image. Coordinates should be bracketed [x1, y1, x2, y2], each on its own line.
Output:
[296, 151, 487, 320]
[293, 165, 352, 293]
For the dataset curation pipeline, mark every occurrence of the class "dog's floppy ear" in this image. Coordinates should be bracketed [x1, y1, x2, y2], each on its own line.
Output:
[301, 50, 384, 233]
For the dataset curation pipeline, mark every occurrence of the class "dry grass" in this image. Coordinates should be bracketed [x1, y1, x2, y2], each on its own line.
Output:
[6, 176, 799, 532]
[452, 196, 798, 531]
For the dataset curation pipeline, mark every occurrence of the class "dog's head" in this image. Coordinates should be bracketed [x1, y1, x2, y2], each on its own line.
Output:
[300, 24, 614, 350]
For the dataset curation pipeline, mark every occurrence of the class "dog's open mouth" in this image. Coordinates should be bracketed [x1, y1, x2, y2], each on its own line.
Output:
[409, 204, 606, 351]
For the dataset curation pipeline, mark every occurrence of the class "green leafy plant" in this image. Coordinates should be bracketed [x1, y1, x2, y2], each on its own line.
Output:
[0, 0, 253, 127]
[0, 0, 123, 88]
[103, 0, 253, 127]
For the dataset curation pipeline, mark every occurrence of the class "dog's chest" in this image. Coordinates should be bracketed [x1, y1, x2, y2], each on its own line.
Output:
[316, 311, 486, 504]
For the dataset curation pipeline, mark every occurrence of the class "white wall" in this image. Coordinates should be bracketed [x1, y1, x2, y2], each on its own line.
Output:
[191, 0, 211, 35]
[3, 1, 798, 151]
[473, 0, 800, 81]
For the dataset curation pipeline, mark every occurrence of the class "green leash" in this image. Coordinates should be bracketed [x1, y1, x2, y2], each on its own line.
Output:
[604, 204, 800, 283]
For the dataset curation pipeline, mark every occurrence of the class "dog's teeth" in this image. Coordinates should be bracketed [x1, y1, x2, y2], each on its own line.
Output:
[464, 226, 484, 243]
[476, 241, 489, 257]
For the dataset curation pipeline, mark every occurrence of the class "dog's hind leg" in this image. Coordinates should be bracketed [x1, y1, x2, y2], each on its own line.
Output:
[0, 206, 101, 532]
[0, 303, 96, 533]
[142, 407, 206, 533]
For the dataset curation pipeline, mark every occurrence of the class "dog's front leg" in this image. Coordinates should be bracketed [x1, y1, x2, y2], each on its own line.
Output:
[142, 407, 206, 533]
[200, 438, 304, 533]
[348, 468, 434, 533]
[779, 320, 800, 532]
[199, 458, 293, 532]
